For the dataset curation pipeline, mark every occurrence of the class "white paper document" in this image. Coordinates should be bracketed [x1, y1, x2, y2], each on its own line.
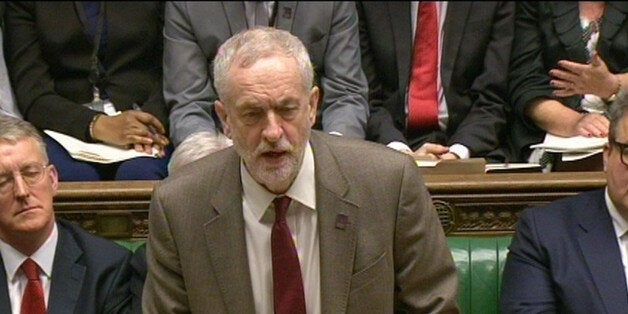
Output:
[530, 133, 607, 151]
[44, 130, 158, 164]
[529, 133, 606, 162]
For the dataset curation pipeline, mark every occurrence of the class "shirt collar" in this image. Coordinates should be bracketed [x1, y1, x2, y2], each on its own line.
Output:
[241, 142, 316, 221]
[606, 187, 628, 239]
[0, 222, 58, 281]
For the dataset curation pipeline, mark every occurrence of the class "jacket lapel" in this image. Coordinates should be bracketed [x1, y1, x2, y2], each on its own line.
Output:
[309, 132, 359, 313]
[599, 2, 628, 65]
[222, 2, 248, 35]
[0, 255, 11, 313]
[441, 3, 471, 93]
[47, 224, 85, 314]
[576, 190, 628, 313]
[550, 2, 589, 63]
[387, 2, 412, 95]
[204, 149, 256, 313]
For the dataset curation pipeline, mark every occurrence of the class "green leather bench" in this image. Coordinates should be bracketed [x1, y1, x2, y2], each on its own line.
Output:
[448, 236, 511, 314]
[116, 236, 512, 314]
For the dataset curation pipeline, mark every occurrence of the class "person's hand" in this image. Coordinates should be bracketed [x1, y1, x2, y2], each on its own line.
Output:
[439, 152, 460, 160]
[413, 143, 450, 160]
[550, 53, 619, 98]
[91, 110, 169, 155]
[571, 112, 609, 138]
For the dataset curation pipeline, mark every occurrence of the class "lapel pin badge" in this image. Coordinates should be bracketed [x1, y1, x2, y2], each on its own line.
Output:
[335, 214, 350, 230]
[282, 7, 292, 19]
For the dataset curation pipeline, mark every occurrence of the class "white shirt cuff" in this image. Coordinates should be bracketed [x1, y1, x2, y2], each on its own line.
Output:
[449, 144, 470, 159]
[387, 141, 412, 153]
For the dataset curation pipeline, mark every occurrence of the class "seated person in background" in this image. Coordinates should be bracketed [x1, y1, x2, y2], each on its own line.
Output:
[143, 27, 458, 313]
[509, 2, 628, 164]
[358, 2, 514, 162]
[501, 90, 628, 313]
[5, 2, 170, 181]
[0, 115, 132, 313]
[168, 131, 232, 174]
[164, 1, 369, 148]
[0, 3, 20, 119]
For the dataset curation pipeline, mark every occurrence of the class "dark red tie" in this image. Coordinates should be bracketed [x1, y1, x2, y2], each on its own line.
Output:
[21, 258, 46, 314]
[407, 2, 439, 131]
[271, 196, 306, 314]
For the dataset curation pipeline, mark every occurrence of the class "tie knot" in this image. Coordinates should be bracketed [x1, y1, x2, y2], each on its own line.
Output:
[21, 258, 40, 281]
[273, 196, 291, 222]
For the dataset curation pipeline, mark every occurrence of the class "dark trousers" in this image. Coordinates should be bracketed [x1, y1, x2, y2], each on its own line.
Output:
[44, 134, 170, 181]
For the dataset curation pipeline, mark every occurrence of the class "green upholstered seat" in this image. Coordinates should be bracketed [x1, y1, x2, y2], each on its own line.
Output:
[447, 236, 512, 314]
[114, 236, 512, 313]
[114, 239, 145, 252]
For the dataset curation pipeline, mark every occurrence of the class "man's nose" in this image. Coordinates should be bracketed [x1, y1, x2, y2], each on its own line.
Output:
[13, 174, 30, 198]
[262, 111, 284, 142]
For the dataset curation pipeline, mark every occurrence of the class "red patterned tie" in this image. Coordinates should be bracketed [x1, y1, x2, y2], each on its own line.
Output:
[21, 258, 46, 314]
[271, 196, 306, 314]
[407, 2, 439, 131]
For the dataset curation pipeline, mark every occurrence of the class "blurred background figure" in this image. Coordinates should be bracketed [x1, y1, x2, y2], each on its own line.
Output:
[358, 2, 514, 162]
[164, 2, 368, 148]
[509, 2, 628, 165]
[0, 3, 20, 119]
[5, 2, 170, 181]
[168, 131, 232, 174]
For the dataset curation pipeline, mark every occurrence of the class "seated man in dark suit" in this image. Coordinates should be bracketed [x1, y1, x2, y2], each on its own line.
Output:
[501, 90, 628, 313]
[0, 116, 132, 313]
[358, 2, 514, 162]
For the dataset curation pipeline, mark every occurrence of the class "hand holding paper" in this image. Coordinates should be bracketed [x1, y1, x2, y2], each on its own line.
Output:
[90, 109, 169, 157]
[44, 130, 159, 164]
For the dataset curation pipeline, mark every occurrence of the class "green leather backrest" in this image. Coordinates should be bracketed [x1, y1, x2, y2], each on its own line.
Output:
[114, 239, 145, 252]
[447, 236, 512, 314]
[115, 237, 513, 313]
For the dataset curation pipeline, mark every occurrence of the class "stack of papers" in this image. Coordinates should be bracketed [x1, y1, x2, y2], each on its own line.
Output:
[44, 130, 158, 164]
[530, 133, 607, 161]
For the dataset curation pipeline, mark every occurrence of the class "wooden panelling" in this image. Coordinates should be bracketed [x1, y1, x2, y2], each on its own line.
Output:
[54, 172, 607, 238]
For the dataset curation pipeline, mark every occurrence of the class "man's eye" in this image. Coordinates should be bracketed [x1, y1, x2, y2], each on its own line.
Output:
[278, 106, 299, 117]
[241, 110, 263, 122]
[22, 171, 40, 179]
[0, 175, 12, 187]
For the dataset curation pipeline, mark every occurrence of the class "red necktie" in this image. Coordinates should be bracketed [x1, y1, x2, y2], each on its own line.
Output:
[407, 2, 439, 131]
[21, 258, 46, 314]
[271, 196, 306, 314]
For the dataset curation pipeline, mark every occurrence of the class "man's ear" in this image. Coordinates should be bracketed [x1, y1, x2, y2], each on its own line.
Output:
[49, 164, 59, 195]
[215, 100, 231, 138]
[308, 86, 320, 126]
[603, 143, 610, 172]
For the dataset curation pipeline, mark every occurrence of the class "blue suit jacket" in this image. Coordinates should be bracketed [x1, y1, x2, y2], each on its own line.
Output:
[501, 189, 628, 313]
[0, 220, 132, 314]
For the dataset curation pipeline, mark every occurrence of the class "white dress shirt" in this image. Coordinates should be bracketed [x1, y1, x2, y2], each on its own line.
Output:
[241, 143, 321, 314]
[0, 223, 58, 314]
[606, 188, 628, 291]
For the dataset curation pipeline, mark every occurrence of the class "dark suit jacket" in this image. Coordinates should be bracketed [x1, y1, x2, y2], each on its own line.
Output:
[164, 1, 369, 146]
[509, 2, 628, 162]
[358, 2, 513, 160]
[129, 244, 146, 314]
[143, 131, 459, 313]
[501, 189, 628, 313]
[4, 2, 167, 142]
[0, 219, 132, 314]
